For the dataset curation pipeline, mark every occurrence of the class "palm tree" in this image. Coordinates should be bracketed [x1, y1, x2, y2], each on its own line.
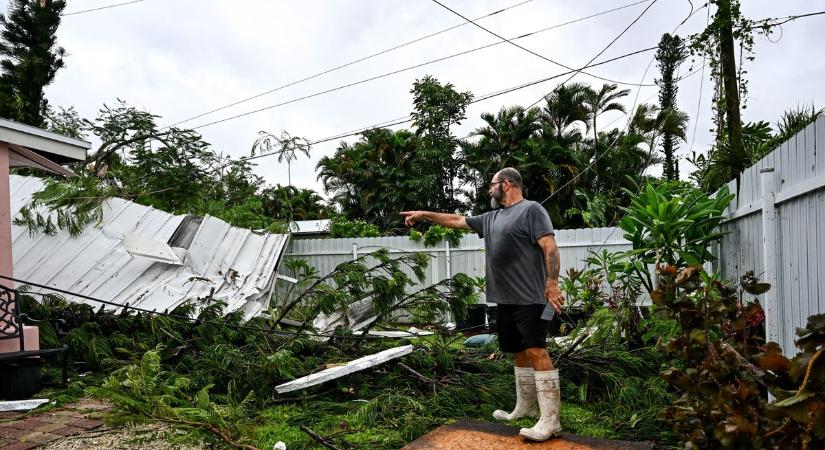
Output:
[473, 106, 542, 153]
[541, 82, 590, 142]
[630, 103, 688, 175]
[460, 106, 541, 212]
[584, 83, 630, 141]
[252, 130, 311, 186]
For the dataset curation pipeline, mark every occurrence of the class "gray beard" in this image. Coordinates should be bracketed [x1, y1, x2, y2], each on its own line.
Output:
[490, 186, 504, 209]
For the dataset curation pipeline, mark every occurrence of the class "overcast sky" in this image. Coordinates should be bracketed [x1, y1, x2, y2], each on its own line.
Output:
[6, 0, 824, 194]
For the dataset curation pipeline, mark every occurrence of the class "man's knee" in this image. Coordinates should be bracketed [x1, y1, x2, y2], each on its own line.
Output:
[525, 347, 554, 369]
[524, 347, 548, 358]
[514, 350, 531, 366]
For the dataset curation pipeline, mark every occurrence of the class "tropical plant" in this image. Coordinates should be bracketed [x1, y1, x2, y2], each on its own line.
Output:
[408, 224, 465, 248]
[251, 130, 311, 186]
[618, 181, 734, 292]
[410, 75, 473, 213]
[657, 270, 771, 448]
[317, 128, 424, 232]
[541, 82, 590, 142]
[583, 83, 629, 142]
[16, 100, 308, 235]
[260, 184, 333, 221]
[272, 249, 479, 338]
[328, 216, 380, 238]
[761, 313, 825, 449]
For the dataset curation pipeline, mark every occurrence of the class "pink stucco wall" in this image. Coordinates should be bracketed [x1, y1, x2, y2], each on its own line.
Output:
[1, 142, 40, 354]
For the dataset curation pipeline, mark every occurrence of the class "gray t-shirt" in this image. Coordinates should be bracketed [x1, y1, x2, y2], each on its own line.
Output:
[465, 200, 555, 305]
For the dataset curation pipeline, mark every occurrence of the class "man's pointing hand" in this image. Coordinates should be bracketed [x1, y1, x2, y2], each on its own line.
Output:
[400, 211, 425, 227]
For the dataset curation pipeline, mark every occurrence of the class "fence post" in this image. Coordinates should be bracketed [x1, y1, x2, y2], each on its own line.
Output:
[352, 242, 358, 260]
[445, 241, 452, 280]
[760, 167, 780, 348]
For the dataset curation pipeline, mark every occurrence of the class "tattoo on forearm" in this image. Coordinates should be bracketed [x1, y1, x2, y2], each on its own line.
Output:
[546, 247, 560, 282]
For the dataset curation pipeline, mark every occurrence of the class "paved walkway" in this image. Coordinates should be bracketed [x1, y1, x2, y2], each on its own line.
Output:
[0, 399, 110, 450]
[402, 419, 654, 450]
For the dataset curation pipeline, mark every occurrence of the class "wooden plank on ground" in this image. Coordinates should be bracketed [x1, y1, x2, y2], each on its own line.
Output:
[402, 419, 653, 450]
[274, 345, 413, 394]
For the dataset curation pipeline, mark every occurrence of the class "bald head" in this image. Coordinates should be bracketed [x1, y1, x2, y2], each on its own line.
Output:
[496, 167, 523, 190]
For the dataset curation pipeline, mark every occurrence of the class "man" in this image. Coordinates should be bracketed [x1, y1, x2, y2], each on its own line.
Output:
[401, 167, 563, 441]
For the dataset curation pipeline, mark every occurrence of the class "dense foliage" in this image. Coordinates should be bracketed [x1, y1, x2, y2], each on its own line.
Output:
[17, 102, 334, 235]
[0, 0, 66, 126]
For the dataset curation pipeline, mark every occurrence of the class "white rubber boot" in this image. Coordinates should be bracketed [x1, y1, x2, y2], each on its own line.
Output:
[519, 369, 561, 441]
[492, 366, 538, 420]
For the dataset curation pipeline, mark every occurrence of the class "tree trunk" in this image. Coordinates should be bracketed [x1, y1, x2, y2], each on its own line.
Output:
[715, 0, 744, 171]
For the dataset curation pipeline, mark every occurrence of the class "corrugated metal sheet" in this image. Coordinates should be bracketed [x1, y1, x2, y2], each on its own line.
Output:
[714, 116, 825, 355]
[10, 175, 290, 321]
[289, 219, 330, 234]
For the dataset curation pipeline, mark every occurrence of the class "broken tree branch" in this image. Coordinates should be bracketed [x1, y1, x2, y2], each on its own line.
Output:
[299, 425, 343, 450]
[556, 332, 590, 363]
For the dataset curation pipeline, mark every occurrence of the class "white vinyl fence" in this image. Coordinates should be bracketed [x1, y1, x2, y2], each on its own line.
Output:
[276, 227, 631, 305]
[713, 115, 825, 355]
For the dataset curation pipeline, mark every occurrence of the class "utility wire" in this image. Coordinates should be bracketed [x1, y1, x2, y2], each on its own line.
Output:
[62, 0, 144, 16]
[688, 4, 712, 156]
[570, 1, 710, 252]
[431, 0, 658, 89]
[227, 46, 659, 165]
[231, 52, 707, 167]
[193, 43, 657, 134]
[751, 10, 825, 28]
[534, 0, 704, 211]
[179, 0, 658, 131]
[526, 0, 661, 110]
[165, 0, 537, 128]
[210, 0, 704, 166]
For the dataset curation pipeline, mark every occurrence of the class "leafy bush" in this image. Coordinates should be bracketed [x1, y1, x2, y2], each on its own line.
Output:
[328, 216, 380, 238]
[618, 181, 733, 293]
[408, 224, 466, 247]
[657, 268, 824, 448]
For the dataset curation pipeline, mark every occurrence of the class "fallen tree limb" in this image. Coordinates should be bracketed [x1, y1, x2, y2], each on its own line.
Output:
[398, 362, 458, 385]
[300, 425, 343, 450]
[153, 416, 259, 450]
[556, 332, 589, 363]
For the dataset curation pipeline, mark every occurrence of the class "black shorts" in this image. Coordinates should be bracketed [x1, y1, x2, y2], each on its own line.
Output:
[496, 304, 551, 353]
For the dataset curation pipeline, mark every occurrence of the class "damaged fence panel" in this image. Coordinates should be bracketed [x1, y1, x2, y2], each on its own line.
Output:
[275, 345, 414, 394]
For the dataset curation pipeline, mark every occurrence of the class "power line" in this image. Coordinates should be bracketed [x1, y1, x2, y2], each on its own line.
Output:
[751, 10, 825, 28]
[526, 0, 661, 110]
[430, 0, 657, 88]
[591, 4, 825, 254]
[688, 4, 712, 156]
[164, 0, 537, 128]
[222, 0, 703, 166]
[179, 0, 659, 131]
[231, 46, 659, 166]
[534, 0, 704, 209]
[189, 37, 659, 132]
[233, 50, 708, 167]
[62, 0, 144, 16]
[571, 1, 710, 252]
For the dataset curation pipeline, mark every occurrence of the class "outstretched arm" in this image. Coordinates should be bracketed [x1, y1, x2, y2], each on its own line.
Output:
[537, 234, 564, 314]
[400, 211, 471, 229]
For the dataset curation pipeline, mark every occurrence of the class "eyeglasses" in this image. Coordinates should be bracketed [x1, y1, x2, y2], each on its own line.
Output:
[490, 180, 508, 187]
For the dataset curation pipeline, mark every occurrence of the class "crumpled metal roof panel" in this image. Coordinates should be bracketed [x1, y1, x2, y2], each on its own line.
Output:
[10, 175, 289, 321]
